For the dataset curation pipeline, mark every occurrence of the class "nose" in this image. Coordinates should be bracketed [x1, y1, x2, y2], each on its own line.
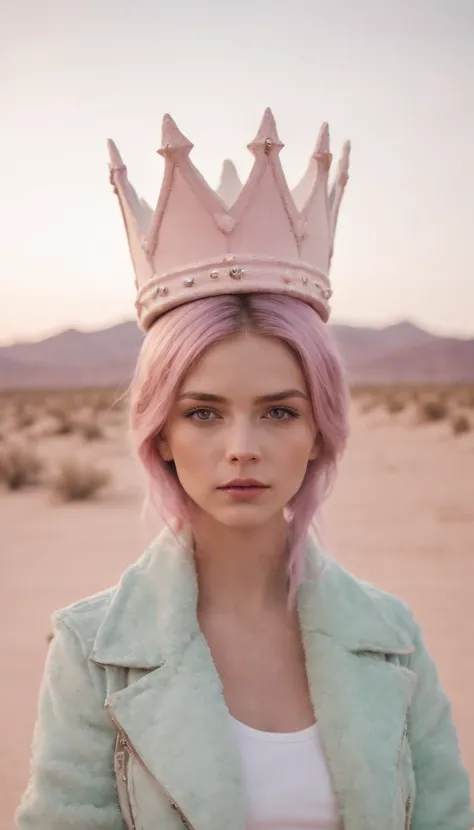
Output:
[225, 419, 261, 464]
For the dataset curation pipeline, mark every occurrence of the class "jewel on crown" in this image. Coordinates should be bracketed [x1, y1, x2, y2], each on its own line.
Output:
[108, 108, 350, 331]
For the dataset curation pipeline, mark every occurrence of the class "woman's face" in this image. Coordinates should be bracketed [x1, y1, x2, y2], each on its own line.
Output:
[158, 332, 319, 530]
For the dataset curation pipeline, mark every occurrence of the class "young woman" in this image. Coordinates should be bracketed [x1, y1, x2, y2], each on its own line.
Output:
[16, 110, 473, 830]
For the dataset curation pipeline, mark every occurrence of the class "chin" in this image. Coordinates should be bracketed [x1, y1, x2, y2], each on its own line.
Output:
[209, 504, 284, 530]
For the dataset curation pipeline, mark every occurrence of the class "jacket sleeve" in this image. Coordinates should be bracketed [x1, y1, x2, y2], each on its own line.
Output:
[406, 612, 474, 830]
[16, 614, 126, 830]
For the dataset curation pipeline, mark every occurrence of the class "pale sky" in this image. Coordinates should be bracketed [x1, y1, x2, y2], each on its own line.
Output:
[1, 0, 473, 345]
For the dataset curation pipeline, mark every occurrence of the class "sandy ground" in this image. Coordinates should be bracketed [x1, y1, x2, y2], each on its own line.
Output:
[1, 401, 473, 827]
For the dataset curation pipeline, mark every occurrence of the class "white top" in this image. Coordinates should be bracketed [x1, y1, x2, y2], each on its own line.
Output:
[230, 717, 342, 830]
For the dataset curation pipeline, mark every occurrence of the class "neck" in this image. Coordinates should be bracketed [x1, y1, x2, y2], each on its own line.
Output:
[190, 512, 290, 615]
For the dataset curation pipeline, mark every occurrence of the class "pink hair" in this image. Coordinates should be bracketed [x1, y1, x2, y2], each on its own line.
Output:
[129, 294, 350, 598]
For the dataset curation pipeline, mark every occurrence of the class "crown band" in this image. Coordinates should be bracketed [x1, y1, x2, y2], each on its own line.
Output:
[136, 255, 332, 330]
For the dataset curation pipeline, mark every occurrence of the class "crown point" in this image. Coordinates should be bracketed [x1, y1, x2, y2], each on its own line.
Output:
[336, 140, 351, 184]
[158, 113, 194, 157]
[342, 140, 351, 164]
[248, 107, 284, 155]
[107, 139, 125, 170]
[313, 123, 331, 170]
[220, 159, 240, 180]
[261, 106, 277, 131]
[217, 159, 243, 207]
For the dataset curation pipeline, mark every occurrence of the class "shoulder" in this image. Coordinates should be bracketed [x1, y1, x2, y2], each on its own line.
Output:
[310, 545, 418, 653]
[326, 553, 413, 616]
[345, 564, 414, 624]
[52, 587, 117, 651]
[49, 540, 161, 657]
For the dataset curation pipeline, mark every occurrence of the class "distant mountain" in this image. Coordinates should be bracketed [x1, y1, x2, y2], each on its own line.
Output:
[348, 337, 474, 384]
[331, 321, 438, 373]
[2, 322, 143, 369]
[0, 319, 472, 389]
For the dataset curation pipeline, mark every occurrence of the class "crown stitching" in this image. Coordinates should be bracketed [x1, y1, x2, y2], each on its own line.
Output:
[299, 155, 333, 273]
[267, 152, 304, 253]
[173, 152, 228, 228]
[226, 149, 267, 231]
[147, 159, 177, 259]
[226, 144, 301, 251]
[148, 146, 231, 256]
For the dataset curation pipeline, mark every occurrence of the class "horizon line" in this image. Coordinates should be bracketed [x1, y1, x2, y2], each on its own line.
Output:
[1, 314, 473, 349]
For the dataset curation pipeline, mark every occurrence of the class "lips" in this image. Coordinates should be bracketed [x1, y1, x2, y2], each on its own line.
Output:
[218, 478, 269, 490]
[217, 480, 270, 501]
[220, 485, 267, 491]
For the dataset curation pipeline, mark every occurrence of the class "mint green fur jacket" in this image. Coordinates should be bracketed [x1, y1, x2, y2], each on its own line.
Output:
[16, 528, 473, 830]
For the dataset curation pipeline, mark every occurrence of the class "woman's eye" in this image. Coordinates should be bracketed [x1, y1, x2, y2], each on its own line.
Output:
[267, 407, 299, 420]
[186, 408, 217, 421]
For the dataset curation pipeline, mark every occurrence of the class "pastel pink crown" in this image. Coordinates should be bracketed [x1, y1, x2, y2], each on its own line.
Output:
[108, 108, 350, 331]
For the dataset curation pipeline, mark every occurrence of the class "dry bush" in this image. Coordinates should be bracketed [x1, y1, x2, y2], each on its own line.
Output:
[52, 412, 106, 441]
[70, 388, 126, 415]
[89, 391, 116, 413]
[48, 407, 75, 435]
[0, 441, 44, 490]
[385, 395, 406, 415]
[15, 405, 38, 430]
[358, 395, 380, 414]
[455, 387, 474, 409]
[418, 398, 449, 423]
[49, 458, 111, 502]
[451, 414, 471, 436]
[407, 388, 420, 406]
[77, 419, 105, 441]
[349, 387, 366, 401]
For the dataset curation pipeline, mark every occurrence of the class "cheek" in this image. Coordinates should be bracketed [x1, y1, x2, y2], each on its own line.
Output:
[167, 425, 214, 468]
[277, 423, 316, 460]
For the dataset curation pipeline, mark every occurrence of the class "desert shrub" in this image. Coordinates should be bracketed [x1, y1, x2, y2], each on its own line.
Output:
[359, 395, 380, 414]
[456, 388, 474, 409]
[418, 398, 448, 423]
[91, 392, 114, 413]
[15, 406, 37, 430]
[48, 407, 75, 435]
[50, 458, 111, 502]
[77, 420, 105, 441]
[0, 441, 43, 490]
[451, 414, 471, 436]
[385, 396, 406, 415]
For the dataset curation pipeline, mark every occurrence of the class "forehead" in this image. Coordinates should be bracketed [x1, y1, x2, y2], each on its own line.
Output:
[180, 333, 307, 395]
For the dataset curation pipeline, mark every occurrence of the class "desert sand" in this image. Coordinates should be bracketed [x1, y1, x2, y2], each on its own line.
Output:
[1, 392, 473, 827]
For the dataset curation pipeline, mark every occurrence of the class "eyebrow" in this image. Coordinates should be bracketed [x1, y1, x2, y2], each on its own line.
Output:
[177, 389, 309, 404]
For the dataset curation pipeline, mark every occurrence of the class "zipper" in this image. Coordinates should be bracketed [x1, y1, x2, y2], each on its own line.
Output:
[114, 733, 136, 830]
[397, 714, 412, 828]
[405, 794, 413, 829]
[397, 717, 408, 763]
[107, 705, 196, 830]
